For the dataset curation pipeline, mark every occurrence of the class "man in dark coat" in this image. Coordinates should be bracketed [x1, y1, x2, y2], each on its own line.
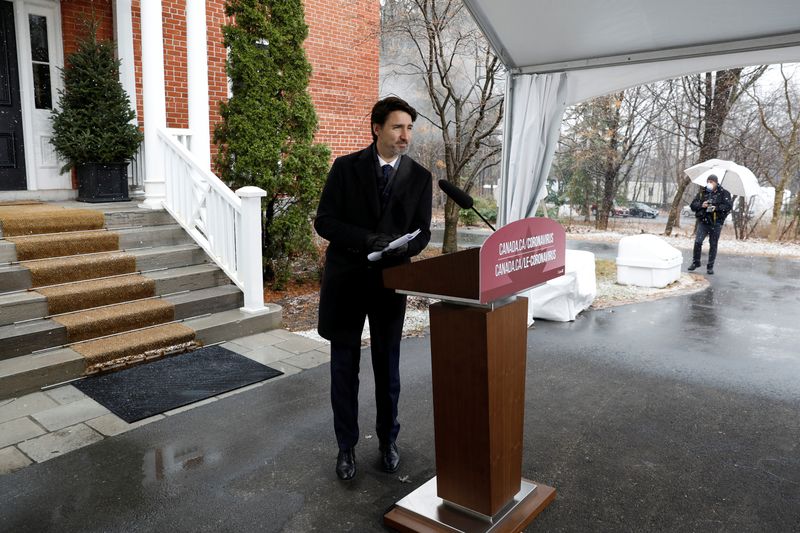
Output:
[314, 97, 432, 480]
[689, 174, 733, 275]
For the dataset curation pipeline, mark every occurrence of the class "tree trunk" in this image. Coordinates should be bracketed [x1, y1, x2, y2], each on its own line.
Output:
[768, 183, 785, 241]
[583, 196, 591, 222]
[664, 69, 743, 236]
[794, 190, 800, 240]
[597, 168, 615, 230]
[442, 197, 460, 253]
[664, 175, 690, 235]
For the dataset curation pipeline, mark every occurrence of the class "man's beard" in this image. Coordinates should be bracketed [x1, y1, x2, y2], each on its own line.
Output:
[394, 143, 409, 156]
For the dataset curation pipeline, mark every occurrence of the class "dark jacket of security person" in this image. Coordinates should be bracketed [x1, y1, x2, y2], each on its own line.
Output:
[690, 184, 733, 225]
[688, 177, 733, 275]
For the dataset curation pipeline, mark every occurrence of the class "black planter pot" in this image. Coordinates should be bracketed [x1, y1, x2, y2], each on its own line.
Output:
[76, 162, 130, 203]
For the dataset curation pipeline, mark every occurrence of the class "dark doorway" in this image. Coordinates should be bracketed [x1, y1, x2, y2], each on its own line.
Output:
[0, 1, 26, 190]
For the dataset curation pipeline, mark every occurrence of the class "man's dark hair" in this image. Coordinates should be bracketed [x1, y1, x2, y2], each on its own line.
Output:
[370, 97, 418, 143]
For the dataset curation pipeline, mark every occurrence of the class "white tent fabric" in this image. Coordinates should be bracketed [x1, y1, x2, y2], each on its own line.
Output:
[564, 46, 800, 106]
[497, 72, 568, 226]
[462, 0, 800, 73]
[463, 0, 800, 224]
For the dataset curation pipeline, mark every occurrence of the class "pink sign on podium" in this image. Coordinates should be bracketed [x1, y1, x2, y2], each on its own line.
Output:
[479, 217, 566, 303]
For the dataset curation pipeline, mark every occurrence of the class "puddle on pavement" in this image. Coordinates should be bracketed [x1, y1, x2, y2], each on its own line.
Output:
[142, 444, 221, 484]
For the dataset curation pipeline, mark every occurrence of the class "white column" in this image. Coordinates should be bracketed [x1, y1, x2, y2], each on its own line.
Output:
[112, 0, 137, 119]
[186, 0, 211, 169]
[236, 186, 267, 314]
[140, 0, 167, 209]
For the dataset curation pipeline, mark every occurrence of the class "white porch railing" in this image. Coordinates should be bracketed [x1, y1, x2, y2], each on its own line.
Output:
[128, 140, 145, 194]
[129, 129, 192, 195]
[166, 128, 193, 152]
[157, 127, 267, 314]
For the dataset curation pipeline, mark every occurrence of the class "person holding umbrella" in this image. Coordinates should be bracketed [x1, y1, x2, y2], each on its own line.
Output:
[688, 174, 733, 275]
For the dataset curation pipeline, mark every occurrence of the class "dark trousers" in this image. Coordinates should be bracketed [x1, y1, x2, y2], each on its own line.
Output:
[693, 221, 723, 268]
[330, 294, 405, 451]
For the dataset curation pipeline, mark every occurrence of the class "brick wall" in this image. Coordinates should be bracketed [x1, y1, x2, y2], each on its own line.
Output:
[162, 0, 189, 129]
[206, 0, 227, 165]
[61, 0, 114, 58]
[204, 0, 380, 160]
[61, 0, 379, 163]
[303, 0, 380, 157]
[129, 0, 188, 129]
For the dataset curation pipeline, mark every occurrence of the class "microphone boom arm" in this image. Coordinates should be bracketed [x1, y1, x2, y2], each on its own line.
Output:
[472, 207, 496, 231]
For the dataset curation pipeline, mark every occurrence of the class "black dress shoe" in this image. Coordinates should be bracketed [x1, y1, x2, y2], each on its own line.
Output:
[706, 267, 714, 275]
[688, 262, 700, 271]
[380, 442, 400, 473]
[336, 449, 356, 480]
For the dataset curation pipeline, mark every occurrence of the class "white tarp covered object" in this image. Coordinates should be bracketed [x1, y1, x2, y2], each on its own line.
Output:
[616, 235, 682, 289]
[527, 249, 597, 322]
[462, 0, 800, 223]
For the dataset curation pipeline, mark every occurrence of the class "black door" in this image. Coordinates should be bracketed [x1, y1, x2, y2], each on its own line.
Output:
[0, 1, 26, 190]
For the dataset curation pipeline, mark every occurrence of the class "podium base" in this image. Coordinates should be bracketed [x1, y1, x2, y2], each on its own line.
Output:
[384, 477, 555, 533]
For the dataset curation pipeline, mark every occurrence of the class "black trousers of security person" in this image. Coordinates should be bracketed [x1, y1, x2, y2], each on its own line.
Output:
[330, 287, 406, 451]
[692, 221, 723, 268]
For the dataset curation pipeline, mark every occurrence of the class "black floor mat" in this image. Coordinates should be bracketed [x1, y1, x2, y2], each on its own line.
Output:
[73, 345, 283, 422]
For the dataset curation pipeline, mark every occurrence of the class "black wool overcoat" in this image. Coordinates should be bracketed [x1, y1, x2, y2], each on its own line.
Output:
[314, 145, 432, 345]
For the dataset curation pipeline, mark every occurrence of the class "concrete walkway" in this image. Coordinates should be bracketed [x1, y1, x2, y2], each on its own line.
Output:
[1, 251, 799, 532]
[0, 329, 329, 475]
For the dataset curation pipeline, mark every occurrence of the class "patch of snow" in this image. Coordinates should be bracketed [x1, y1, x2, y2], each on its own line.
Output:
[293, 297, 431, 344]
[570, 231, 800, 259]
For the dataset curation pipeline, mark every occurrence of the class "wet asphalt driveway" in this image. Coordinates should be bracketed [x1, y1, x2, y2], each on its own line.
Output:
[1, 245, 799, 532]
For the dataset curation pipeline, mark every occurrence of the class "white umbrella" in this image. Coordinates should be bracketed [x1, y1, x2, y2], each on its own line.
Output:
[684, 159, 760, 198]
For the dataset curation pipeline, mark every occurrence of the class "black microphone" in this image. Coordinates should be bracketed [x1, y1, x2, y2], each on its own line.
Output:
[438, 179, 473, 209]
[438, 179, 496, 231]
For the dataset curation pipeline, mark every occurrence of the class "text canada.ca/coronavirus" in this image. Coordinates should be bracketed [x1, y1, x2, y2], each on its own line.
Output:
[497, 233, 555, 256]
[495, 249, 557, 277]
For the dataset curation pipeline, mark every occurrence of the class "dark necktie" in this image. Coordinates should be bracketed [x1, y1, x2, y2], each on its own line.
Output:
[379, 164, 393, 209]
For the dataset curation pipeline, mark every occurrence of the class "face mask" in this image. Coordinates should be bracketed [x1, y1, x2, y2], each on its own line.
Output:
[706, 185, 715, 192]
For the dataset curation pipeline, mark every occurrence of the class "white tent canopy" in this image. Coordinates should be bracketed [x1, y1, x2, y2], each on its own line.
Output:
[463, 0, 800, 223]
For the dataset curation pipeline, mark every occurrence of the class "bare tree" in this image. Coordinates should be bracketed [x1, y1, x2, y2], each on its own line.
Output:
[381, 0, 504, 253]
[661, 68, 766, 235]
[745, 65, 800, 240]
[564, 88, 654, 230]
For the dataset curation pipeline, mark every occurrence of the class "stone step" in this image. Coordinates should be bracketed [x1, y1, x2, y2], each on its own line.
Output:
[0, 243, 210, 294]
[0, 203, 175, 232]
[0, 284, 243, 360]
[116, 224, 194, 249]
[0, 263, 227, 326]
[103, 208, 175, 230]
[0, 224, 194, 263]
[0, 304, 282, 400]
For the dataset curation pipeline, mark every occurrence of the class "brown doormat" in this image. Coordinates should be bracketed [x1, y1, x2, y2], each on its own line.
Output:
[22, 252, 137, 287]
[53, 299, 175, 342]
[71, 323, 196, 365]
[37, 274, 156, 315]
[0, 204, 105, 237]
[8, 230, 120, 261]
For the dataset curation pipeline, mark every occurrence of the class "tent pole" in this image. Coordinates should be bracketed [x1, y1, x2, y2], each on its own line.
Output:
[498, 72, 515, 227]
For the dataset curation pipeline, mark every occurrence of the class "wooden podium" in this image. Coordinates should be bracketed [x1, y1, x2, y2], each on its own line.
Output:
[382, 219, 566, 532]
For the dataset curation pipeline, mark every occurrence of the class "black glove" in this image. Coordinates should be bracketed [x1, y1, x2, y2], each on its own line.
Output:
[365, 233, 393, 252]
[384, 242, 408, 257]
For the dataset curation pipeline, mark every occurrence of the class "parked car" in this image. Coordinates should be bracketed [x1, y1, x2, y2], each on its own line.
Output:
[681, 205, 692, 217]
[610, 205, 630, 217]
[591, 203, 630, 217]
[628, 202, 658, 218]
